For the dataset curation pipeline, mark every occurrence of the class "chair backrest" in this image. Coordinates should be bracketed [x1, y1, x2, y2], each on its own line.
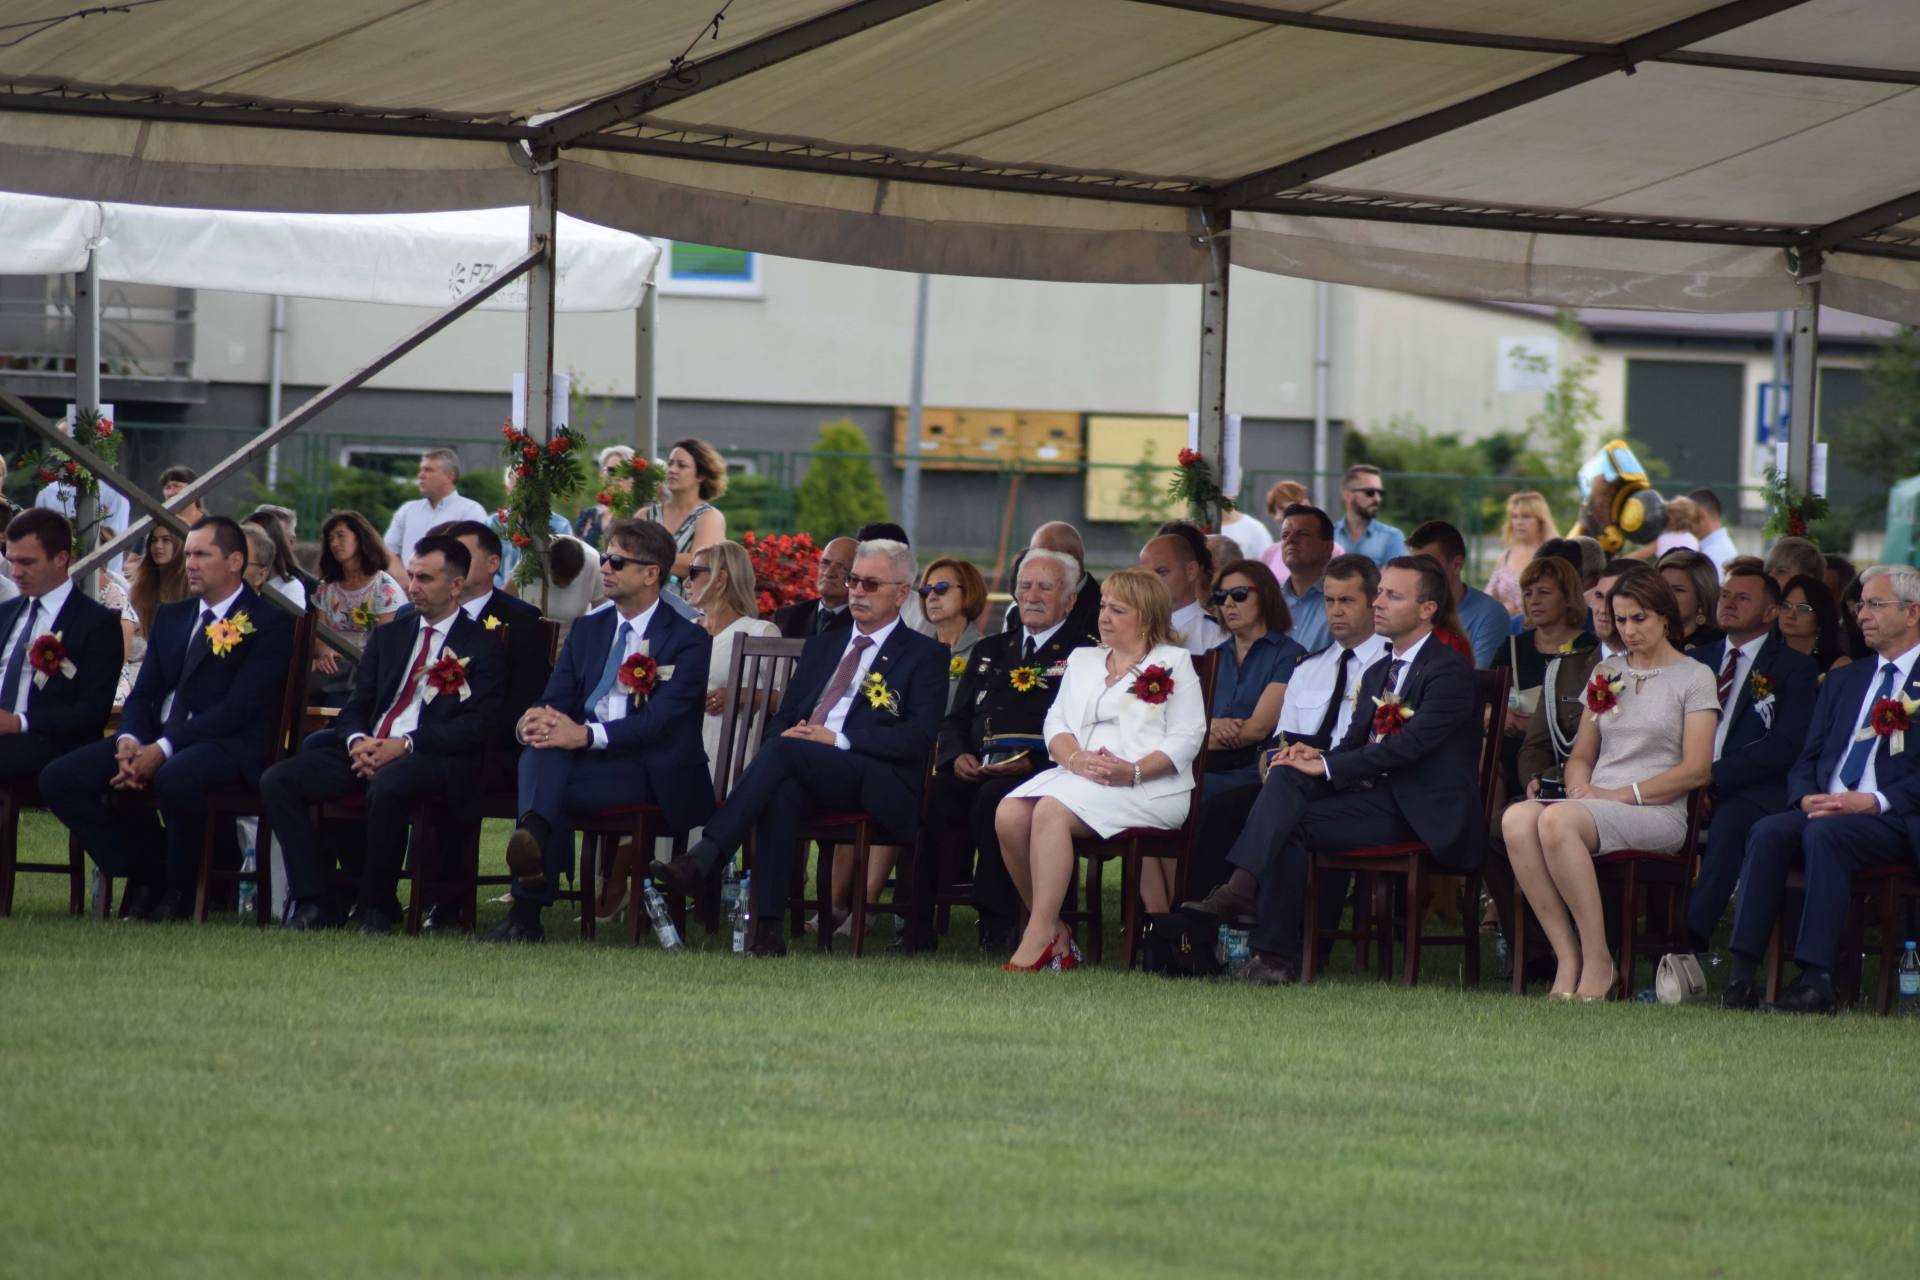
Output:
[1471, 667, 1512, 828]
[714, 635, 805, 805]
[268, 611, 317, 768]
[1172, 650, 1223, 843]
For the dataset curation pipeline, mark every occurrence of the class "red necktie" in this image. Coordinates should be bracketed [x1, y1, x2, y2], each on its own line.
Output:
[810, 635, 873, 723]
[376, 624, 437, 738]
[1716, 649, 1740, 709]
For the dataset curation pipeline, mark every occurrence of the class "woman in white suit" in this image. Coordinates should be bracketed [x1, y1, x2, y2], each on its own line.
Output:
[996, 568, 1208, 971]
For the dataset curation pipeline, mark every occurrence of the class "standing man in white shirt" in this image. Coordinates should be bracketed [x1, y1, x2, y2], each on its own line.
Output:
[1689, 488, 1739, 576]
[1140, 523, 1224, 656]
[383, 447, 488, 572]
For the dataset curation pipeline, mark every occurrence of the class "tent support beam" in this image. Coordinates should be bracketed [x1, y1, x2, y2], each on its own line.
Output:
[1805, 188, 1920, 252]
[542, 0, 945, 146]
[73, 252, 101, 599]
[1196, 214, 1229, 529]
[525, 156, 559, 611]
[1212, 0, 1817, 210]
[1785, 251, 1821, 497]
[64, 242, 544, 590]
[636, 283, 658, 463]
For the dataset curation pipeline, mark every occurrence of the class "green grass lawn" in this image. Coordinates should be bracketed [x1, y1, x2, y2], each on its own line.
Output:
[2, 810, 1915, 1279]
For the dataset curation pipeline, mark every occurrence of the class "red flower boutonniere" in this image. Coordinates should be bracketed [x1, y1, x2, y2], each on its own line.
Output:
[1371, 691, 1414, 739]
[1131, 664, 1174, 705]
[1859, 694, 1920, 756]
[28, 632, 76, 688]
[617, 641, 676, 706]
[421, 650, 471, 703]
[1585, 669, 1624, 720]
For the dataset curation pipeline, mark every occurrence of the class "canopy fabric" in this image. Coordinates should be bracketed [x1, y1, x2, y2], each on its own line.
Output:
[0, 193, 660, 311]
[2, 0, 1917, 316]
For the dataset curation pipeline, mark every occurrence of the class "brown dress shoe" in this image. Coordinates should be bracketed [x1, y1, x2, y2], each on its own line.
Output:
[1236, 953, 1298, 986]
[1181, 879, 1259, 924]
[647, 854, 708, 903]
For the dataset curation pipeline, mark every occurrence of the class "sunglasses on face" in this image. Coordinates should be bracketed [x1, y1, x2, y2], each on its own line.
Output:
[1348, 487, 1384, 498]
[1211, 586, 1253, 605]
[847, 575, 896, 593]
[685, 565, 712, 581]
[918, 582, 955, 598]
[602, 553, 656, 574]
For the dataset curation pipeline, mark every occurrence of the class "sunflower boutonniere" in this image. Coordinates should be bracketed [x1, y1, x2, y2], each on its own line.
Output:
[350, 601, 377, 629]
[206, 611, 255, 658]
[948, 653, 967, 679]
[861, 670, 900, 715]
[1008, 665, 1048, 694]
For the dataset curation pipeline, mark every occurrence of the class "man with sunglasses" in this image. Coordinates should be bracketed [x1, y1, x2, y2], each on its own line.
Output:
[484, 518, 713, 943]
[1721, 565, 1920, 1013]
[774, 536, 858, 639]
[1332, 465, 1406, 568]
[906, 548, 1096, 954]
[650, 538, 947, 955]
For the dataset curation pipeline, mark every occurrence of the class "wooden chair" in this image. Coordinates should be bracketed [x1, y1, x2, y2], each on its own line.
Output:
[0, 777, 86, 916]
[802, 743, 937, 956]
[192, 611, 317, 924]
[1766, 863, 1920, 1015]
[1061, 650, 1222, 968]
[1303, 666, 1508, 988]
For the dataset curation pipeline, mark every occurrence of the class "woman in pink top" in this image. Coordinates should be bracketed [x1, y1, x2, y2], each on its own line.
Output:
[1258, 478, 1310, 583]
[1485, 491, 1555, 616]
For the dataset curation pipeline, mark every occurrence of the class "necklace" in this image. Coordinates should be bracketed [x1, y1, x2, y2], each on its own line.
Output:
[1621, 659, 1667, 691]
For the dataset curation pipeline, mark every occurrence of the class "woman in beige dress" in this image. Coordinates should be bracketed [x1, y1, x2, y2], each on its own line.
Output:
[1501, 569, 1717, 1000]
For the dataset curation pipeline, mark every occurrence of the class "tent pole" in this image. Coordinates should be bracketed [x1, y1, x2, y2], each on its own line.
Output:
[636, 282, 658, 461]
[1196, 213, 1229, 528]
[266, 295, 287, 487]
[73, 253, 101, 599]
[901, 272, 930, 544]
[1312, 281, 1331, 510]
[525, 155, 559, 612]
[1785, 251, 1821, 497]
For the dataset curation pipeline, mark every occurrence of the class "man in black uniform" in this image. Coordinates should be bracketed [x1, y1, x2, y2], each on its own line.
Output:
[897, 548, 1098, 953]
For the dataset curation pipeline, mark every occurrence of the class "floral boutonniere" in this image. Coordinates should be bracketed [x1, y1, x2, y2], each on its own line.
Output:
[421, 650, 471, 703]
[1130, 664, 1174, 705]
[1371, 690, 1414, 740]
[350, 601, 376, 629]
[482, 614, 503, 632]
[861, 669, 900, 715]
[949, 654, 967, 679]
[28, 632, 76, 688]
[1584, 669, 1624, 721]
[1008, 665, 1048, 694]
[1556, 639, 1578, 655]
[207, 611, 255, 658]
[1859, 693, 1920, 757]
[1748, 671, 1777, 729]
[618, 641, 676, 706]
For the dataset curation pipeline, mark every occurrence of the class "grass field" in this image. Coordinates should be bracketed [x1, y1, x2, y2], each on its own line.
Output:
[3, 810, 1915, 1280]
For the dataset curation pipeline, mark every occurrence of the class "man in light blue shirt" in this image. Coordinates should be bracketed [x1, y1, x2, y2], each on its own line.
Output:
[1275, 502, 1336, 653]
[1332, 465, 1406, 568]
[1408, 520, 1507, 667]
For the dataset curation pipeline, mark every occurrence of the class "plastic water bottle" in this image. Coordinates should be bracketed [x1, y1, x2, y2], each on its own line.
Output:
[1899, 941, 1920, 1018]
[237, 844, 257, 917]
[1214, 924, 1249, 967]
[640, 878, 683, 951]
[720, 861, 741, 914]
[732, 872, 753, 954]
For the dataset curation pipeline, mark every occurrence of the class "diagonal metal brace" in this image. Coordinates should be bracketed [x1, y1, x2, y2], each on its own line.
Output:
[0, 384, 189, 543]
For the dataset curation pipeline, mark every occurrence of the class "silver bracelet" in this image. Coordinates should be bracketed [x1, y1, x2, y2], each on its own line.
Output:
[1631, 782, 1644, 806]
[1132, 763, 1143, 787]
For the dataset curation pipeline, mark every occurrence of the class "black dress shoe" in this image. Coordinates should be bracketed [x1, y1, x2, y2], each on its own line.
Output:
[419, 904, 463, 932]
[117, 881, 160, 921]
[647, 853, 709, 902]
[975, 923, 1014, 955]
[746, 918, 787, 958]
[478, 904, 545, 943]
[357, 907, 397, 936]
[1766, 980, 1838, 1016]
[282, 901, 344, 932]
[888, 929, 937, 956]
[1235, 953, 1299, 986]
[1182, 880, 1259, 926]
[144, 887, 194, 923]
[1720, 977, 1761, 1011]
[503, 827, 547, 892]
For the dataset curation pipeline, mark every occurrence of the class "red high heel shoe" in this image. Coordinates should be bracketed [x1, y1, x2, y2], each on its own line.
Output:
[1053, 927, 1080, 972]
[1003, 938, 1059, 973]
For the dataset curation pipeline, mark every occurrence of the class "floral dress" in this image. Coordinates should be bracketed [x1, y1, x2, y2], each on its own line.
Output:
[310, 573, 405, 702]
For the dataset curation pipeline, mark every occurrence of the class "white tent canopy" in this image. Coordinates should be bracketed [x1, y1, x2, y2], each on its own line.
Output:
[0, 0, 1917, 317]
[0, 192, 659, 311]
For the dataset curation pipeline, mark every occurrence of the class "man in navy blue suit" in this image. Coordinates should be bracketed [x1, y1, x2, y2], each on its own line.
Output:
[1722, 564, 1920, 1014]
[43, 516, 293, 921]
[260, 535, 503, 933]
[484, 518, 713, 943]
[0, 509, 121, 790]
[1186, 557, 1486, 985]
[1682, 563, 1817, 953]
[650, 537, 948, 955]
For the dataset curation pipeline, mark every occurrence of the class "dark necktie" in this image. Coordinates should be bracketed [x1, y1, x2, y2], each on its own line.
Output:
[811, 635, 874, 723]
[0, 598, 41, 712]
[1383, 657, 1407, 697]
[1716, 648, 1740, 709]
[815, 606, 840, 635]
[185, 606, 214, 667]
[375, 623, 438, 739]
[1839, 662, 1901, 791]
[1022, 635, 1038, 664]
[1314, 647, 1354, 745]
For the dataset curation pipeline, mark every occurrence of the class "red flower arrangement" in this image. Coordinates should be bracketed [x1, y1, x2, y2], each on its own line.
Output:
[1869, 697, 1911, 738]
[1371, 692, 1414, 737]
[1131, 664, 1174, 705]
[1167, 447, 1232, 525]
[742, 530, 823, 619]
[619, 651, 659, 702]
[602, 455, 666, 525]
[423, 652, 470, 700]
[1585, 670, 1624, 718]
[28, 632, 66, 679]
[498, 419, 586, 585]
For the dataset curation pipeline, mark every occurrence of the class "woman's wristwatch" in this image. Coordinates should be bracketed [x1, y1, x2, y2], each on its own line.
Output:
[1132, 763, 1143, 787]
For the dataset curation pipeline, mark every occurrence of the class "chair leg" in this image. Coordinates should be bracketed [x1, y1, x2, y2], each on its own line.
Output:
[1462, 867, 1482, 989]
[403, 811, 428, 937]
[1084, 854, 1105, 966]
[1511, 893, 1528, 995]
[0, 795, 16, 918]
[1614, 866, 1639, 1000]
[849, 828, 871, 958]
[192, 811, 218, 924]
[1874, 883, 1899, 1017]
[1765, 917, 1784, 1004]
[1373, 875, 1394, 982]
[1302, 859, 1321, 984]
[253, 814, 277, 927]
[1401, 864, 1422, 988]
[1118, 852, 1141, 970]
[578, 834, 597, 942]
[68, 829, 87, 916]
[627, 838, 646, 947]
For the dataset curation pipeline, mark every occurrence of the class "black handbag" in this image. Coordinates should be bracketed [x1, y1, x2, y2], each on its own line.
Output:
[1135, 911, 1223, 977]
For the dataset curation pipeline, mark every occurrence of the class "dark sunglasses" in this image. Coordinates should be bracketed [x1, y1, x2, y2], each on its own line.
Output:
[603, 553, 656, 573]
[1211, 586, 1253, 606]
[684, 564, 712, 581]
[847, 574, 897, 593]
[1348, 486, 1384, 498]
[918, 582, 955, 598]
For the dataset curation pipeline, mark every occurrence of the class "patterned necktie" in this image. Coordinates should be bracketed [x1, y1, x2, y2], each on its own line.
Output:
[375, 623, 438, 739]
[1838, 662, 1901, 791]
[1716, 648, 1741, 709]
[185, 606, 215, 666]
[1383, 658, 1407, 697]
[0, 598, 40, 712]
[585, 620, 633, 719]
[1314, 648, 1354, 745]
[811, 635, 874, 723]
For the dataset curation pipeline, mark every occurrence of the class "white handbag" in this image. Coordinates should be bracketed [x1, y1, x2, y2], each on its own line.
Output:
[1655, 953, 1708, 1005]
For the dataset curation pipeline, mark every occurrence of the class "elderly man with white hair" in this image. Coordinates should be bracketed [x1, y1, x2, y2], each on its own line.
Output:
[900, 547, 1099, 954]
[650, 538, 949, 956]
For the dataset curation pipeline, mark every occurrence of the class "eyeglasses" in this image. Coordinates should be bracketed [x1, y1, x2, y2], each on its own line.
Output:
[1858, 597, 1908, 613]
[917, 582, 955, 598]
[1347, 487, 1384, 498]
[1211, 586, 1253, 605]
[602, 553, 656, 574]
[847, 575, 899, 593]
[1780, 601, 1816, 615]
[684, 565, 712, 581]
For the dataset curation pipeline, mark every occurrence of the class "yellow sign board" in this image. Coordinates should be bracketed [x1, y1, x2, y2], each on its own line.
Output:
[1084, 415, 1187, 524]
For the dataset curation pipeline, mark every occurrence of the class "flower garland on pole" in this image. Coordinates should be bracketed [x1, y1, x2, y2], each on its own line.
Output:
[741, 531, 822, 619]
[499, 419, 586, 586]
[16, 409, 120, 545]
[1760, 463, 1828, 543]
[597, 454, 665, 529]
[1168, 447, 1232, 533]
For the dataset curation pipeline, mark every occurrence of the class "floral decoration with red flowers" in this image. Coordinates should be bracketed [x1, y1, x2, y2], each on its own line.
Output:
[1371, 691, 1414, 739]
[497, 419, 587, 587]
[28, 631, 76, 688]
[1167, 446, 1232, 523]
[601, 455, 666, 524]
[1858, 692, 1920, 757]
[1584, 669, 1625, 720]
[1131, 664, 1174, 705]
[742, 530, 824, 618]
[421, 651, 472, 704]
[616, 642, 677, 705]
[15, 410, 120, 523]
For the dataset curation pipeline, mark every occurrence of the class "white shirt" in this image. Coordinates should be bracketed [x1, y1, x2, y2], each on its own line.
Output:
[1711, 632, 1767, 761]
[821, 616, 901, 748]
[1277, 633, 1390, 746]
[1828, 641, 1920, 811]
[2, 577, 74, 728]
[461, 590, 496, 622]
[36, 482, 128, 575]
[264, 575, 307, 611]
[350, 611, 457, 746]
[1017, 619, 1067, 657]
[587, 600, 660, 750]
[1172, 599, 1227, 657]
[1220, 512, 1273, 560]
[133, 584, 245, 758]
[1698, 526, 1739, 575]
[383, 491, 490, 564]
